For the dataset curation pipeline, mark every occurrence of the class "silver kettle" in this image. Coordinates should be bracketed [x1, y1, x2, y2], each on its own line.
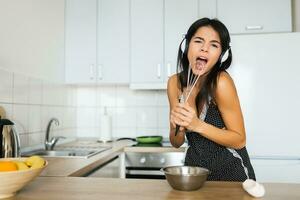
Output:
[0, 117, 20, 158]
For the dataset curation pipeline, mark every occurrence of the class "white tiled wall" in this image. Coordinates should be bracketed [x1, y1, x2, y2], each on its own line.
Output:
[0, 68, 170, 150]
[0, 68, 77, 149]
[76, 86, 170, 139]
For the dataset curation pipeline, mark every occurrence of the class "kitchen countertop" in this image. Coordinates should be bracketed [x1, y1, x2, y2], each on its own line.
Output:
[40, 140, 133, 177]
[15, 177, 300, 200]
[39, 139, 185, 177]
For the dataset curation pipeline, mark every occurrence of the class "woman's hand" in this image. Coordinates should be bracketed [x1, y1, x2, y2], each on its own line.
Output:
[171, 102, 201, 132]
[170, 105, 186, 133]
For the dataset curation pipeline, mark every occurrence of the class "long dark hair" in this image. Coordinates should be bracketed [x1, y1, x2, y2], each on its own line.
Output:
[177, 18, 232, 113]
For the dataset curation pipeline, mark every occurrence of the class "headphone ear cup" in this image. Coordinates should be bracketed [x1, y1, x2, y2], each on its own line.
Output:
[180, 39, 188, 55]
[184, 42, 189, 55]
[220, 49, 229, 63]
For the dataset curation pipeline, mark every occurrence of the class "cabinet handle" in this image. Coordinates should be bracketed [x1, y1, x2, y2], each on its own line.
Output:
[90, 64, 95, 80]
[245, 25, 263, 31]
[157, 64, 161, 79]
[98, 64, 103, 80]
[167, 63, 171, 78]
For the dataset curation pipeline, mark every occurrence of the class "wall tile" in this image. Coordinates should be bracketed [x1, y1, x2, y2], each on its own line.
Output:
[157, 128, 170, 138]
[112, 127, 136, 139]
[0, 69, 13, 103]
[115, 107, 136, 128]
[135, 90, 157, 106]
[41, 106, 50, 132]
[97, 86, 116, 107]
[19, 134, 29, 149]
[28, 132, 43, 147]
[136, 128, 157, 137]
[76, 127, 98, 138]
[157, 90, 169, 106]
[157, 106, 169, 128]
[136, 106, 157, 128]
[116, 86, 137, 107]
[12, 104, 28, 134]
[28, 78, 42, 104]
[42, 82, 64, 106]
[77, 107, 96, 128]
[63, 107, 77, 128]
[13, 73, 29, 104]
[42, 81, 55, 105]
[0, 103, 13, 119]
[28, 105, 42, 133]
[77, 86, 96, 107]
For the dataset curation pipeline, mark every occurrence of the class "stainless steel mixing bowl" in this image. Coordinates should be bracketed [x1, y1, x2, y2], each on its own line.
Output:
[162, 166, 210, 191]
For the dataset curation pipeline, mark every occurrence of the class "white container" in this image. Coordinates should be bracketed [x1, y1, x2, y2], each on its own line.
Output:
[98, 107, 112, 142]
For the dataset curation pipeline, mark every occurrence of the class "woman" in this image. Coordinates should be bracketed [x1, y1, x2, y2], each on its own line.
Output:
[168, 18, 256, 181]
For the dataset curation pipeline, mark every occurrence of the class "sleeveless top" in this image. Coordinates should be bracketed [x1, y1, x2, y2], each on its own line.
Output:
[184, 100, 256, 181]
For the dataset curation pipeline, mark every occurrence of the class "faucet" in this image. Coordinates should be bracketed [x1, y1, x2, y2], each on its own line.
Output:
[45, 118, 65, 150]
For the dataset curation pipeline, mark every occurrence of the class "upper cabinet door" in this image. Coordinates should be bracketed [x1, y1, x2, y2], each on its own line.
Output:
[217, 0, 292, 34]
[198, 0, 217, 19]
[65, 0, 97, 84]
[131, 0, 164, 84]
[97, 0, 130, 84]
[164, 0, 198, 82]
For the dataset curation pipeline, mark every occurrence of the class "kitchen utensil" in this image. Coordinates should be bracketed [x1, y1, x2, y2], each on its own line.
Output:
[117, 135, 163, 144]
[0, 117, 20, 158]
[0, 157, 48, 199]
[161, 166, 209, 191]
[175, 66, 200, 136]
[98, 107, 112, 143]
[136, 136, 163, 144]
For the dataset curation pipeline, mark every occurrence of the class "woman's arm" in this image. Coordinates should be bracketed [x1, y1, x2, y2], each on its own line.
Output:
[172, 72, 246, 149]
[167, 75, 186, 148]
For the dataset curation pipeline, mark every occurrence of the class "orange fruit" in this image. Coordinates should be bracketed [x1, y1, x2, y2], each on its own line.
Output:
[0, 161, 18, 172]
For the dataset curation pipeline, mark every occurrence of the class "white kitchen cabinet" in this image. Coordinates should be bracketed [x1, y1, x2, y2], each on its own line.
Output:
[97, 0, 130, 84]
[65, 0, 97, 84]
[164, 0, 199, 83]
[251, 157, 300, 183]
[65, 0, 130, 84]
[130, 0, 164, 88]
[217, 0, 292, 34]
[198, 0, 217, 19]
[130, 0, 198, 89]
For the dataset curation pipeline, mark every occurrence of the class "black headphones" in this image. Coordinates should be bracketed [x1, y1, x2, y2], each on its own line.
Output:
[219, 46, 231, 64]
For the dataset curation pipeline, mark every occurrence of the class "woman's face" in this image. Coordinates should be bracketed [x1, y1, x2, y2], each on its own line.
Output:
[187, 25, 222, 76]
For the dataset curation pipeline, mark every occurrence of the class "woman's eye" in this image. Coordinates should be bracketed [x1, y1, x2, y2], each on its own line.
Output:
[211, 44, 219, 48]
[194, 40, 203, 43]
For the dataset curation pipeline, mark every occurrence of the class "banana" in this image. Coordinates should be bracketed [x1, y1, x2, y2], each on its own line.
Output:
[14, 161, 30, 170]
[25, 156, 45, 169]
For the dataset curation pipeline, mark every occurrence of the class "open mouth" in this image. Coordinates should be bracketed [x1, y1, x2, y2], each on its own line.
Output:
[194, 56, 207, 72]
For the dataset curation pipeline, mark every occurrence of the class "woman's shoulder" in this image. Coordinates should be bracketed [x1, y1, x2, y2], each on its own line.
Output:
[167, 74, 179, 90]
[167, 74, 180, 100]
[216, 71, 235, 90]
[215, 71, 238, 102]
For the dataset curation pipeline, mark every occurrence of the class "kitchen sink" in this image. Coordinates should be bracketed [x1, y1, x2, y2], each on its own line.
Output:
[22, 147, 111, 158]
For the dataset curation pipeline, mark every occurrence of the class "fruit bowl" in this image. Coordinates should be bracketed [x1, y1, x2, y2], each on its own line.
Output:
[0, 157, 47, 199]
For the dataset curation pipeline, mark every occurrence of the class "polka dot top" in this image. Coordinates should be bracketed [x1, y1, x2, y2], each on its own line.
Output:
[185, 101, 256, 181]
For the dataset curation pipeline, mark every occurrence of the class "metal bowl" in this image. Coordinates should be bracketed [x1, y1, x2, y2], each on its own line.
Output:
[162, 166, 210, 191]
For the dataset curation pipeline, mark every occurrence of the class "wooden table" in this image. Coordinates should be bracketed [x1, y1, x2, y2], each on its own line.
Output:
[14, 177, 300, 200]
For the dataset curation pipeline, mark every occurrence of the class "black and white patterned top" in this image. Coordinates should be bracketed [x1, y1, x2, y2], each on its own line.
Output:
[185, 101, 256, 181]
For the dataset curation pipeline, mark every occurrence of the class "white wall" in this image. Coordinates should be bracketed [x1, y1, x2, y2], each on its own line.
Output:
[0, 0, 65, 82]
[0, 68, 78, 150]
[76, 86, 170, 139]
